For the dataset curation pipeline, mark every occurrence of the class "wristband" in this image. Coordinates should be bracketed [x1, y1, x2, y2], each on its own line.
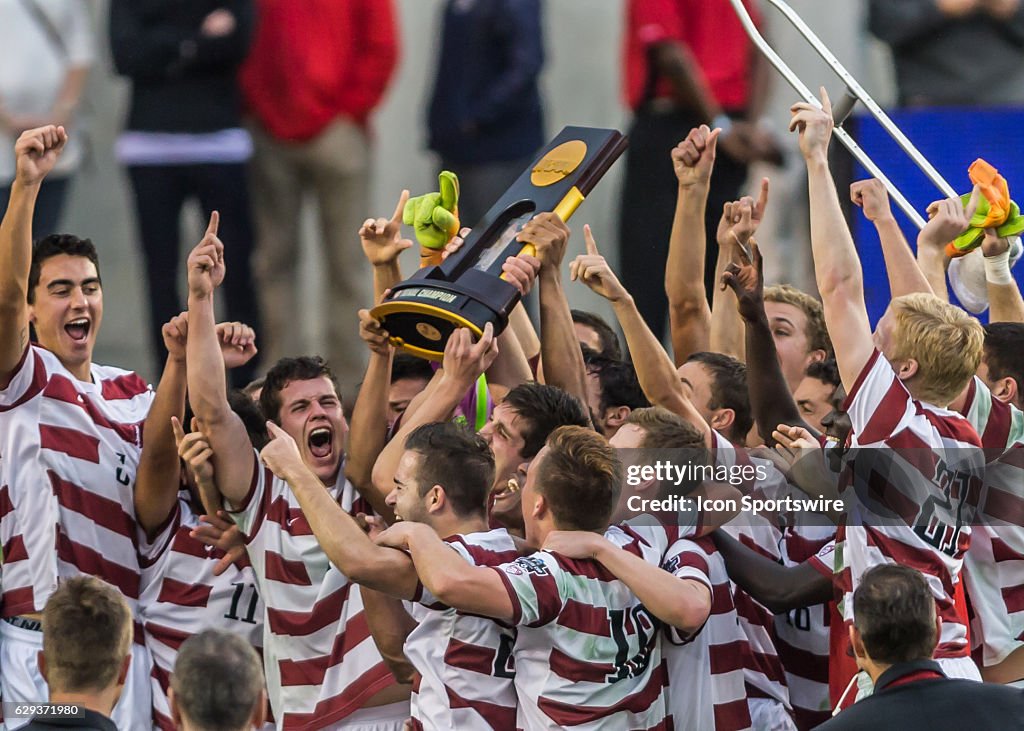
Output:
[711, 114, 733, 136]
[984, 249, 1014, 286]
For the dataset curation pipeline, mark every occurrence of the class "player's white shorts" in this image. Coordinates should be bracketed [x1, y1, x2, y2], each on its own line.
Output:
[0, 617, 152, 731]
[748, 697, 798, 731]
[318, 701, 410, 731]
[854, 655, 981, 701]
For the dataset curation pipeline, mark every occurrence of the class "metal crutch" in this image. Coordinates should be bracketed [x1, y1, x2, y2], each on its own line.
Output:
[727, 0, 959, 229]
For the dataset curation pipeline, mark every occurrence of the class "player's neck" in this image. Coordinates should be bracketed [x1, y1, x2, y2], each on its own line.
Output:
[533, 520, 561, 548]
[50, 687, 118, 717]
[863, 658, 893, 685]
[56, 356, 92, 383]
[434, 512, 488, 539]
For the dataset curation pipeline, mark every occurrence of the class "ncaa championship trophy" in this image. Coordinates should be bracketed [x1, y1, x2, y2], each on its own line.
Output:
[370, 126, 628, 360]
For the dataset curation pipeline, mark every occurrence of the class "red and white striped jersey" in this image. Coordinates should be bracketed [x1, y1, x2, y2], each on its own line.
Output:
[404, 528, 520, 730]
[958, 377, 1024, 669]
[774, 525, 834, 730]
[0, 344, 153, 618]
[960, 376, 1024, 452]
[661, 535, 753, 731]
[228, 455, 396, 730]
[139, 498, 265, 731]
[713, 431, 792, 711]
[839, 350, 984, 659]
[491, 523, 672, 730]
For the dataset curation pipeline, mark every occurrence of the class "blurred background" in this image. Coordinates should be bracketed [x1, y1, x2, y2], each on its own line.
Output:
[28, 0, 983, 382]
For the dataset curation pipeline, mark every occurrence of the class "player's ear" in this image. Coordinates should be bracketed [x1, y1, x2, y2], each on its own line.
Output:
[807, 348, 827, 366]
[710, 408, 735, 433]
[992, 375, 1018, 406]
[532, 492, 547, 521]
[895, 357, 919, 382]
[605, 406, 630, 430]
[849, 625, 866, 662]
[427, 485, 445, 514]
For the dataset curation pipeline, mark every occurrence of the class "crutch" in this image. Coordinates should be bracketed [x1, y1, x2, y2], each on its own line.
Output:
[728, 0, 958, 229]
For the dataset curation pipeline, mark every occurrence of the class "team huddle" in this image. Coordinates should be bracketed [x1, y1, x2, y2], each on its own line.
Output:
[1, 86, 1024, 731]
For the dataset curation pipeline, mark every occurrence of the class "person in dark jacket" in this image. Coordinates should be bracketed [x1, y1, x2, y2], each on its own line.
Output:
[816, 564, 1024, 730]
[427, 0, 545, 226]
[20, 577, 132, 731]
[109, 0, 261, 384]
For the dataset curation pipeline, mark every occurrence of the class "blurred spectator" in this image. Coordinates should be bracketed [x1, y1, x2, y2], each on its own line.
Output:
[169, 630, 267, 731]
[817, 564, 1024, 730]
[0, 0, 93, 240]
[21, 577, 132, 731]
[619, 0, 780, 342]
[110, 0, 263, 384]
[240, 0, 398, 395]
[427, 0, 545, 226]
[868, 0, 1024, 107]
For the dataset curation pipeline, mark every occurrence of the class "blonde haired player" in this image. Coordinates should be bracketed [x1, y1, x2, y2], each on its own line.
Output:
[790, 89, 986, 701]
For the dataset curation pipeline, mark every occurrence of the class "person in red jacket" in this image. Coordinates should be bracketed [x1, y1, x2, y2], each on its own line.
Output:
[241, 0, 398, 396]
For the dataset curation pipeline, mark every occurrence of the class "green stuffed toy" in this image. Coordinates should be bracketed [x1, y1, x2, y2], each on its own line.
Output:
[945, 159, 1024, 257]
[404, 171, 461, 267]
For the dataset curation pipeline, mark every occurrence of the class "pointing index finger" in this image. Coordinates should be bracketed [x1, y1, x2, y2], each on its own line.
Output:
[583, 224, 599, 256]
[391, 189, 410, 224]
[755, 177, 770, 218]
[819, 86, 832, 115]
[171, 416, 185, 447]
[206, 210, 220, 238]
[265, 420, 284, 439]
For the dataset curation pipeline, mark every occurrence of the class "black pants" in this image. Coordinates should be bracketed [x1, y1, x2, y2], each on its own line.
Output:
[0, 176, 70, 242]
[128, 162, 262, 385]
[618, 107, 748, 342]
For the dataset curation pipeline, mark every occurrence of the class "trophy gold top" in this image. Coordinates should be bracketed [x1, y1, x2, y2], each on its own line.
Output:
[531, 140, 588, 187]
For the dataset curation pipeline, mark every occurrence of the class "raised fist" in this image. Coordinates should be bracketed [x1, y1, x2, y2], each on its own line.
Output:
[14, 125, 67, 186]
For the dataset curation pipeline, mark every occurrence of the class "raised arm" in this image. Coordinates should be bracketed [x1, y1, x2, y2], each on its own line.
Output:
[370, 326, 498, 502]
[982, 230, 1024, 323]
[570, 227, 711, 446]
[851, 179, 933, 298]
[790, 90, 874, 391]
[134, 315, 189, 538]
[486, 256, 538, 400]
[528, 213, 591, 420]
[346, 308, 396, 520]
[544, 531, 711, 634]
[710, 181, 771, 361]
[711, 530, 832, 614]
[509, 302, 541, 368]
[916, 192, 982, 302]
[722, 245, 809, 444]
[261, 422, 420, 599]
[376, 521, 514, 622]
[666, 127, 716, 365]
[185, 213, 254, 504]
[0, 127, 66, 386]
[359, 190, 412, 302]
[174, 419, 223, 517]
